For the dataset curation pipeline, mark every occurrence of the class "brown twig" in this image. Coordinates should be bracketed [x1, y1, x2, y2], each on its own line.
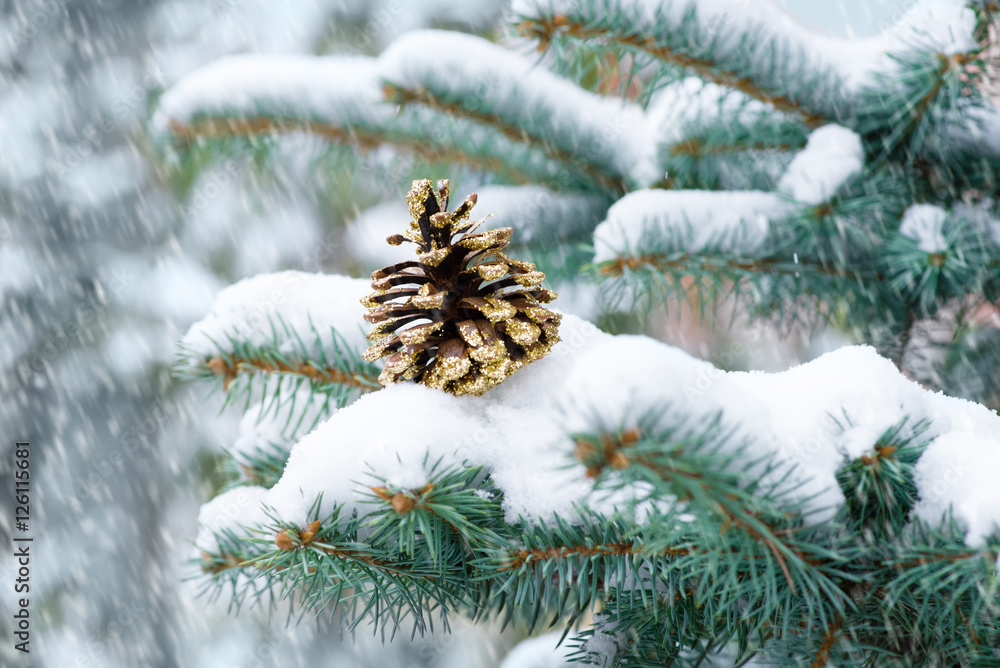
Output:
[598, 253, 876, 280]
[501, 541, 689, 571]
[167, 117, 540, 185]
[204, 354, 379, 392]
[811, 614, 842, 668]
[669, 138, 798, 156]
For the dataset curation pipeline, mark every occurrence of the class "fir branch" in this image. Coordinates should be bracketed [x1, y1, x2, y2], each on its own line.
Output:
[198, 540, 396, 575]
[579, 424, 826, 594]
[889, 52, 972, 161]
[854, 48, 982, 163]
[518, 15, 827, 127]
[199, 549, 247, 575]
[177, 313, 383, 416]
[577, 416, 858, 620]
[384, 82, 628, 194]
[228, 442, 292, 490]
[167, 116, 546, 187]
[659, 106, 810, 190]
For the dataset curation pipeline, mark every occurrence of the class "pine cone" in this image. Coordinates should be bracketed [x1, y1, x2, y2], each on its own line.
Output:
[360, 179, 561, 396]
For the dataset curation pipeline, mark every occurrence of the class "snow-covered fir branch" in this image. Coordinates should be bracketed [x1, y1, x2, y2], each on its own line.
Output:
[166, 1, 1000, 664]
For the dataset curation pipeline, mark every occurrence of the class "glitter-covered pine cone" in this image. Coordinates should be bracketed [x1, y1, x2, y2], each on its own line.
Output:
[360, 179, 561, 396]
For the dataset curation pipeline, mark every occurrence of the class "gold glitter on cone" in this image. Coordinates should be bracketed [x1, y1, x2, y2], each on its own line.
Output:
[361, 179, 561, 396]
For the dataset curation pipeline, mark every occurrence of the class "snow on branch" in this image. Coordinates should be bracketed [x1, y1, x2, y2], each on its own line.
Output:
[648, 78, 811, 191]
[516, 0, 979, 116]
[777, 124, 864, 205]
[379, 29, 655, 190]
[591, 189, 788, 266]
[152, 34, 659, 191]
[515, 0, 841, 125]
[153, 53, 575, 189]
[154, 55, 385, 132]
[178, 271, 380, 393]
[229, 382, 338, 487]
[205, 313, 1000, 549]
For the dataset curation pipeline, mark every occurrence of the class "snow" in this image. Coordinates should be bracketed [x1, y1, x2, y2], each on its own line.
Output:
[951, 105, 1000, 160]
[578, 613, 629, 667]
[512, 0, 978, 95]
[378, 30, 657, 187]
[778, 124, 864, 204]
[263, 313, 612, 527]
[499, 632, 570, 668]
[152, 54, 385, 132]
[180, 165, 327, 279]
[194, 486, 271, 553]
[899, 204, 949, 253]
[155, 31, 660, 188]
[61, 145, 149, 207]
[0, 78, 63, 187]
[475, 185, 607, 243]
[203, 302, 1000, 547]
[114, 254, 224, 323]
[344, 200, 413, 271]
[559, 338, 1000, 541]
[0, 243, 40, 295]
[146, 0, 343, 83]
[592, 189, 789, 263]
[645, 77, 777, 149]
[180, 271, 371, 360]
[101, 323, 181, 378]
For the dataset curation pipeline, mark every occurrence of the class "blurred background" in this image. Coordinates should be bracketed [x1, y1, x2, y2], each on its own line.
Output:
[0, 1, 915, 666]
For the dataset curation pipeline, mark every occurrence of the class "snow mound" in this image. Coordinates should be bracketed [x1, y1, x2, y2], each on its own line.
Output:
[899, 204, 948, 253]
[195, 297, 1000, 547]
[180, 271, 371, 359]
[778, 124, 864, 204]
[592, 189, 790, 263]
[195, 486, 270, 553]
[152, 54, 384, 131]
[499, 632, 571, 668]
